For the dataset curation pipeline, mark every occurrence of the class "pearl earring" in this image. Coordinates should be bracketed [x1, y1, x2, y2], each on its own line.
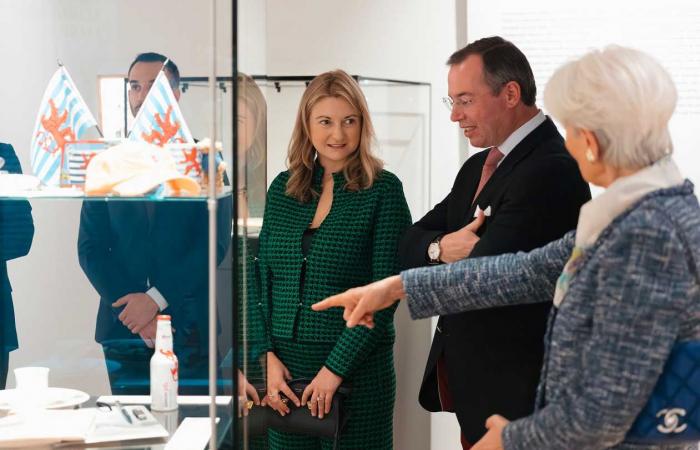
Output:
[585, 148, 596, 163]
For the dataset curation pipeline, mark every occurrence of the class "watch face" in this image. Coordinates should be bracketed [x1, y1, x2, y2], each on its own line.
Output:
[428, 242, 440, 260]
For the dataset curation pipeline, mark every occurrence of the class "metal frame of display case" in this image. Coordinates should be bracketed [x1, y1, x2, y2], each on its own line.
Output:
[227, 2, 239, 448]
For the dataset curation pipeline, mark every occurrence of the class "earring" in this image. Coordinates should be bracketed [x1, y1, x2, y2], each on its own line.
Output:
[585, 148, 596, 163]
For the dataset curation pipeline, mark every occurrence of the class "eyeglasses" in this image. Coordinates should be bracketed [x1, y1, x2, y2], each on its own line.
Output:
[441, 96, 474, 112]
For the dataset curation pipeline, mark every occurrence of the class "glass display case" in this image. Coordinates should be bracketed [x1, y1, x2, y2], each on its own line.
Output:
[0, 1, 236, 448]
[0, 2, 430, 448]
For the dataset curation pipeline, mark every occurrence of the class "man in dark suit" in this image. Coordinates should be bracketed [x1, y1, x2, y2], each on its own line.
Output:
[398, 36, 591, 447]
[0, 143, 34, 389]
[78, 53, 231, 394]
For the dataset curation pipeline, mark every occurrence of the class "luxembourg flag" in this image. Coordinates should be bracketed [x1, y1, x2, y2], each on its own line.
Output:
[128, 66, 200, 178]
[30, 66, 99, 186]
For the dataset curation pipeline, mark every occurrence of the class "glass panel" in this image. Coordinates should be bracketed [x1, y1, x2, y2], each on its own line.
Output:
[234, 73, 268, 449]
[0, 0, 235, 447]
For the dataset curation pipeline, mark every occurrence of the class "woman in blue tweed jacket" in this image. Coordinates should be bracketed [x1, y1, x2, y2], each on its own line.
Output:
[315, 46, 700, 450]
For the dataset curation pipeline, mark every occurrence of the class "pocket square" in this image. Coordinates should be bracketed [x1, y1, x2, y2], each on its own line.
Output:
[474, 205, 492, 218]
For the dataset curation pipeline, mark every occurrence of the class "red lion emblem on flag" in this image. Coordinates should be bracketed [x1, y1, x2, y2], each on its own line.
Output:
[39, 99, 76, 154]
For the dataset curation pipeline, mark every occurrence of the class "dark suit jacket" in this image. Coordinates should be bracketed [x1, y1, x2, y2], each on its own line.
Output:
[78, 194, 232, 358]
[398, 117, 591, 442]
[0, 143, 34, 354]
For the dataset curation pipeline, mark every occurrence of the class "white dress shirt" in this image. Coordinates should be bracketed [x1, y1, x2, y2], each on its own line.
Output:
[496, 110, 546, 166]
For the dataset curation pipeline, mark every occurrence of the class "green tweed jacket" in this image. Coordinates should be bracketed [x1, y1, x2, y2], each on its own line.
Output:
[256, 166, 411, 378]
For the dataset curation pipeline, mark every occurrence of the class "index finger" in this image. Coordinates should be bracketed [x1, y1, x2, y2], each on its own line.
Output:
[312, 293, 347, 311]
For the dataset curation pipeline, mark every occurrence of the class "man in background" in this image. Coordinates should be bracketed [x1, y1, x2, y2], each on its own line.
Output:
[398, 36, 591, 448]
[0, 142, 34, 389]
[78, 52, 231, 394]
[127, 52, 181, 117]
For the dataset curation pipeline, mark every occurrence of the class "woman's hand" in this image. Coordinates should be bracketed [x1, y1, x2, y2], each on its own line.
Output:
[261, 352, 300, 415]
[312, 275, 406, 328]
[472, 415, 509, 450]
[300, 366, 343, 419]
[237, 369, 260, 417]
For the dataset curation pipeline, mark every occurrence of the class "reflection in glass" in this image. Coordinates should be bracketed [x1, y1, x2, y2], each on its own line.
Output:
[77, 53, 232, 395]
[237, 73, 267, 220]
[235, 73, 268, 449]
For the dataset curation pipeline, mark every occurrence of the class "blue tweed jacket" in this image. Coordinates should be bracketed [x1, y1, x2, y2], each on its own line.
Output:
[402, 181, 700, 450]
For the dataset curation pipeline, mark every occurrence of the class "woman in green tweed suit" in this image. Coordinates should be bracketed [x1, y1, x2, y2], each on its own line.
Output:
[256, 70, 412, 449]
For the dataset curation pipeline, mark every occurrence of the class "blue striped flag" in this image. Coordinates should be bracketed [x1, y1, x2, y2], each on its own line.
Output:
[128, 68, 200, 178]
[30, 66, 99, 186]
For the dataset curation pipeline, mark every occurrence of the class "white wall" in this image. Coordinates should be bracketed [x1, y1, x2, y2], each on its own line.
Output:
[0, 0, 233, 394]
[237, 1, 464, 449]
[263, 0, 460, 206]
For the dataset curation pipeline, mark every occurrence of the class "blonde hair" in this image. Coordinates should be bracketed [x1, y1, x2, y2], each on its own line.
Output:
[237, 73, 267, 169]
[286, 70, 383, 202]
[544, 45, 676, 170]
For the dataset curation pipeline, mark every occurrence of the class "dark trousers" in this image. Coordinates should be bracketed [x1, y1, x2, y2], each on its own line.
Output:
[0, 351, 8, 390]
[438, 354, 472, 450]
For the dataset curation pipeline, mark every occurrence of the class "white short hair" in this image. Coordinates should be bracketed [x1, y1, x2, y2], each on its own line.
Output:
[544, 45, 676, 169]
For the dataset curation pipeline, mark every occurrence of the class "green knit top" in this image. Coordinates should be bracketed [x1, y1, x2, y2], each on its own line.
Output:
[255, 165, 412, 378]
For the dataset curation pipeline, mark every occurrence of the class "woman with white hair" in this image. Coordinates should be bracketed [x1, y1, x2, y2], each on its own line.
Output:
[314, 46, 700, 450]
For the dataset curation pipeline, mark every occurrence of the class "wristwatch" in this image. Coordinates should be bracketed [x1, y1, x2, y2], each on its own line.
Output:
[428, 235, 443, 264]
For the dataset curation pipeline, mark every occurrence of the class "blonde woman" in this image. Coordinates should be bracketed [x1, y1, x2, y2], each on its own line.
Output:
[256, 70, 411, 449]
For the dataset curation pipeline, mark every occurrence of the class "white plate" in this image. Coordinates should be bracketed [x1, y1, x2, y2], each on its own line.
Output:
[0, 387, 90, 411]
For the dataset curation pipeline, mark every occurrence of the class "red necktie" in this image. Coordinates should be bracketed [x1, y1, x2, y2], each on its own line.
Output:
[472, 147, 504, 204]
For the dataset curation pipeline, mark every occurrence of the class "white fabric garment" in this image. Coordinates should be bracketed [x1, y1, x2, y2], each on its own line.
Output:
[496, 110, 546, 166]
[574, 156, 684, 248]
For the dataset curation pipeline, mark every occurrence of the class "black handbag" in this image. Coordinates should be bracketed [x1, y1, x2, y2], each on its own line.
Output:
[242, 379, 352, 449]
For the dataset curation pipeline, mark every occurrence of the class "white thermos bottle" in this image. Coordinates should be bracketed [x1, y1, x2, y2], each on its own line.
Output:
[150, 315, 178, 411]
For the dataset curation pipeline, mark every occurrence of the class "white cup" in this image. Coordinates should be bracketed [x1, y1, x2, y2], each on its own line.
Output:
[12, 367, 49, 412]
[14, 366, 49, 391]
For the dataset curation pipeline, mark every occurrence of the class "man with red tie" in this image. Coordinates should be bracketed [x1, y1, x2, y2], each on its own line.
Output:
[397, 36, 591, 448]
